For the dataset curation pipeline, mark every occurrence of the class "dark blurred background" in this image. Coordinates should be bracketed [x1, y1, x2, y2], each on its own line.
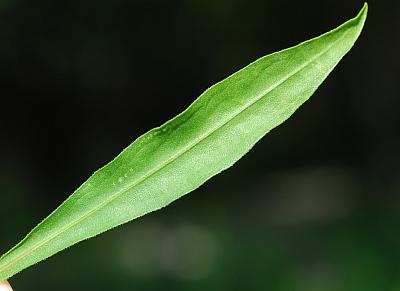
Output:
[1, 0, 399, 290]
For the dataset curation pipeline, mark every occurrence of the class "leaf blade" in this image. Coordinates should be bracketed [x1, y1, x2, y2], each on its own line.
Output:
[0, 3, 367, 280]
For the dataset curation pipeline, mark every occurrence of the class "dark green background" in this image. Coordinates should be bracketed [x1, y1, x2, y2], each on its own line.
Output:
[1, 0, 399, 290]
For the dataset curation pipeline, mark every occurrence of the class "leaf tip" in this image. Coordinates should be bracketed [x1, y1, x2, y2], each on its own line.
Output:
[355, 3, 368, 27]
[343, 2, 368, 42]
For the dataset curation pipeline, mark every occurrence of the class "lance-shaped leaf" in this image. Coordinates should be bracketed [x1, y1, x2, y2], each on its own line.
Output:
[0, 4, 367, 281]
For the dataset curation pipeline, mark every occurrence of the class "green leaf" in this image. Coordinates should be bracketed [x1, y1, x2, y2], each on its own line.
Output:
[0, 4, 367, 280]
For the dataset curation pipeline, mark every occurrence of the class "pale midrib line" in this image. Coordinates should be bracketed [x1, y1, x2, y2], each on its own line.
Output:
[0, 30, 348, 275]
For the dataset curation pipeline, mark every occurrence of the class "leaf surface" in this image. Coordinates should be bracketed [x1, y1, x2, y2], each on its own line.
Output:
[0, 4, 367, 280]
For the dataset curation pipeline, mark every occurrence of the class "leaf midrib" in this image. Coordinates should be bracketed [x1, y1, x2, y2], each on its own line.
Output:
[0, 29, 348, 274]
